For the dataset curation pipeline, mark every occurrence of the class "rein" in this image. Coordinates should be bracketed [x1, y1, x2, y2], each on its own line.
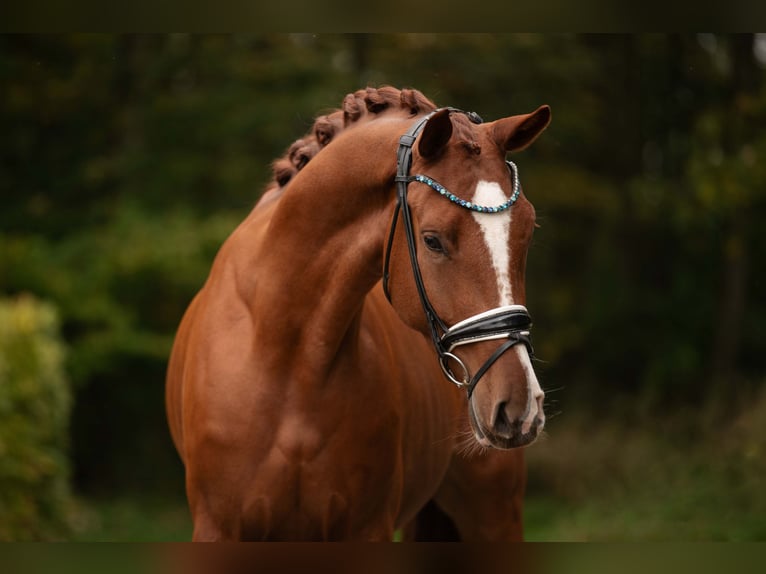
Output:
[382, 108, 535, 398]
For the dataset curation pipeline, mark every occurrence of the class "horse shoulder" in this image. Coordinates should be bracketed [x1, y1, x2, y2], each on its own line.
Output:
[359, 288, 464, 525]
[169, 203, 287, 473]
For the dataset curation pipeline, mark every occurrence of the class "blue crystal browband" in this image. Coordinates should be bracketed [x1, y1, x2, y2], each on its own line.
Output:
[410, 160, 522, 213]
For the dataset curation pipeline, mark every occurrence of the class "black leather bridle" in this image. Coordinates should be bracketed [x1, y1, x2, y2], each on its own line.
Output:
[382, 108, 534, 398]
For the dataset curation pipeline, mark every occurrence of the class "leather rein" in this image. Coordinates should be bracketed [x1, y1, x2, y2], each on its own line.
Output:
[382, 108, 534, 398]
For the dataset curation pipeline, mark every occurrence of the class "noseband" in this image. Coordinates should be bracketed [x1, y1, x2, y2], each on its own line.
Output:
[382, 108, 535, 398]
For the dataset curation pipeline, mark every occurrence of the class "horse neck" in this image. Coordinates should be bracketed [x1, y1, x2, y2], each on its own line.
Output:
[251, 117, 410, 374]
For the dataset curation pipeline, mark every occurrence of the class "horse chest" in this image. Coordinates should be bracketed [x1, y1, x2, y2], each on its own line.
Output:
[240, 408, 403, 539]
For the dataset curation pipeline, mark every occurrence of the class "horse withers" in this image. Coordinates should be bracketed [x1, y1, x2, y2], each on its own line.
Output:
[165, 87, 551, 540]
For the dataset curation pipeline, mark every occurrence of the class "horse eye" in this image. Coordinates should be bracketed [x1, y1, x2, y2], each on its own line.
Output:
[423, 234, 445, 253]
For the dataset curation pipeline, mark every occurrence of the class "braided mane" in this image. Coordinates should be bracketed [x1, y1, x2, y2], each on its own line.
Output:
[269, 86, 438, 190]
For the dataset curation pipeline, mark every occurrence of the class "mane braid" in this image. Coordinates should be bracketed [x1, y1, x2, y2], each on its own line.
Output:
[268, 86, 437, 190]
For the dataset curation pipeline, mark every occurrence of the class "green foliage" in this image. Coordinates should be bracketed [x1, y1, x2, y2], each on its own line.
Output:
[0, 295, 73, 540]
[0, 205, 242, 492]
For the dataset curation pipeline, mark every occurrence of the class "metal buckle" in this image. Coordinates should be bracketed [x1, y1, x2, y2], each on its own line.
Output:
[438, 352, 470, 388]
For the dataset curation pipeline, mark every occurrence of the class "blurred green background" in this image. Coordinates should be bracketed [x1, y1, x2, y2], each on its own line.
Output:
[1, 34, 764, 541]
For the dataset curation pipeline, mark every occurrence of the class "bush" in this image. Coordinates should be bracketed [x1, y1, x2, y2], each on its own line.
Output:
[0, 295, 73, 540]
[0, 205, 239, 494]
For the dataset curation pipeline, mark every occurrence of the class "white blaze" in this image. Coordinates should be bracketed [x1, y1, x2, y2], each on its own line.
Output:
[516, 345, 545, 434]
[472, 180, 545, 435]
[471, 181, 513, 306]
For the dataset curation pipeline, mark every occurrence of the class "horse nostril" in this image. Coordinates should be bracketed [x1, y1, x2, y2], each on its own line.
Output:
[493, 401, 513, 435]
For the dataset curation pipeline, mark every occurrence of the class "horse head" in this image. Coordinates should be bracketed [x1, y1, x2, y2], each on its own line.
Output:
[383, 104, 551, 449]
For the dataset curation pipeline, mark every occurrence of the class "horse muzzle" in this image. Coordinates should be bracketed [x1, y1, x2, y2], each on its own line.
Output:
[468, 361, 546, 450]
[471, 406, 545, 449]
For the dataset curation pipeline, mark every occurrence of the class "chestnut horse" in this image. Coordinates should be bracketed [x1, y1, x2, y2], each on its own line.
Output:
[166, 87, 551, 541]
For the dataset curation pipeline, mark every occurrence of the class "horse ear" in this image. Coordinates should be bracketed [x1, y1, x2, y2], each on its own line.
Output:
[493, 105, 551, 152]
[418, 108, 453, 159]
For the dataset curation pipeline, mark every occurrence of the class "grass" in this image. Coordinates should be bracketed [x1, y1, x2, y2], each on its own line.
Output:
[69, 387, 766, 542]
[69, 495, 192, 542]
[523, 386, 766, 541]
